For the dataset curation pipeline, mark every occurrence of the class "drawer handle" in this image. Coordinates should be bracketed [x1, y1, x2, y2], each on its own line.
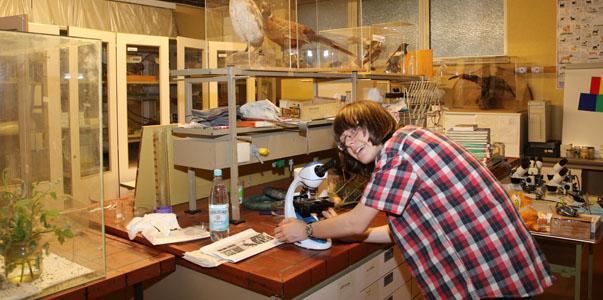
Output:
[383, 272, 393, 287]
[366, 265, 376, 272]
[384, 248, 393, 263]
[339, 281, 351, 290]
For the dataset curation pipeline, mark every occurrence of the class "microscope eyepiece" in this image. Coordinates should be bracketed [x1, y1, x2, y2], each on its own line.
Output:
[314, 158, 339, 177]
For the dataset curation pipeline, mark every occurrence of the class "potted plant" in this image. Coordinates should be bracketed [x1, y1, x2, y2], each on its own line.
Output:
[0, 171, 73, 284]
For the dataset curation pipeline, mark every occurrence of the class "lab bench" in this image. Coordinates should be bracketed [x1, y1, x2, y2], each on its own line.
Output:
[104, 159, 516, 299]
[42, 234, 175, 300]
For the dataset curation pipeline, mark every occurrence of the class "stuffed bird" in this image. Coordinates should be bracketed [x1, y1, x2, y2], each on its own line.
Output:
[385, 43, 409, 73]
[363, 40, 384, 69]
[259, 3, 354, 57]
[449, 74, 516, 109]
[229, 0, 264, 48]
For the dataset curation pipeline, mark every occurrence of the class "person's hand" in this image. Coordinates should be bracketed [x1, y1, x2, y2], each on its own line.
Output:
[274, 218, 308, 243]
[322, 207, 338, 219]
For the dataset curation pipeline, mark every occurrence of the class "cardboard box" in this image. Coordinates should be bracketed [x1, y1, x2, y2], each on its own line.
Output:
[280, 98, 342, 121]
[550, 213, 600, 240]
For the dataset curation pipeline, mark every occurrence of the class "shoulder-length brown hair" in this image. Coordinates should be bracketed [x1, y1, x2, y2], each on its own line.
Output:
[333, 100, 398, 146]
[333, 101, 398, 174]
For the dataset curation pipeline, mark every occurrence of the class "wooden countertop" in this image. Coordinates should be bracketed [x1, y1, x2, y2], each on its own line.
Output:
[543, 157, 603, 171]
[43, 234, 176, 300]
[105, 178, 389, 299]
[103, 158, 516, 299]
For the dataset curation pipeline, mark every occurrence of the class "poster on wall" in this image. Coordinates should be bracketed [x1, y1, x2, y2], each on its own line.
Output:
[557, 0, 603, 89]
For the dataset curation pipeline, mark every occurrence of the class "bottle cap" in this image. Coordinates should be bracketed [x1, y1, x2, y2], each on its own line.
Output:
[214, 169, 222, 177]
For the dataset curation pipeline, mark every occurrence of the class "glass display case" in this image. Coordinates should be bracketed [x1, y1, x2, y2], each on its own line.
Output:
[437, 56, 530, 112]
[117, 33, 169, 185]
[171, 37, 207, 123]
[318, 21, 419, 73]
[0, 30, 105, 298]
[205, 0, 361, 70]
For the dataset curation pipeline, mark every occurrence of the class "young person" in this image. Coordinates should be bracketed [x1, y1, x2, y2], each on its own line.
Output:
[274, 100, 553, 299]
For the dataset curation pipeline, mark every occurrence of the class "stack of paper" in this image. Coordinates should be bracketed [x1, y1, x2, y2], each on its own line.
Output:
[446, 126, 491, 163]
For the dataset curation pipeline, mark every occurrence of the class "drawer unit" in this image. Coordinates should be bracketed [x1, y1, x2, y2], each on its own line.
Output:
[359, 264, 412, 300]
[303, 246, 412, 300]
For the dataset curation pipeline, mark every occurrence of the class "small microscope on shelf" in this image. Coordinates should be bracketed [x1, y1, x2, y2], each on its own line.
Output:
[284, 158, 339, 250]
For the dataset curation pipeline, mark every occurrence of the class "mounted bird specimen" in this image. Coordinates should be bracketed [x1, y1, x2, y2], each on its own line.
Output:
[449, 74, 516, 109]
[385, 43, 409, 73]
[259, 3, 355, 57]
[363, 40, 384, 70]
[229, 0, 264, 49]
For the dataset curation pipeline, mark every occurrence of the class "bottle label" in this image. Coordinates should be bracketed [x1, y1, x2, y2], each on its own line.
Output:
[209, 204, 229, 231]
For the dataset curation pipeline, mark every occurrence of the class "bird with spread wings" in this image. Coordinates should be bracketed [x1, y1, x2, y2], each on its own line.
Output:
[258, 1, 354, 57]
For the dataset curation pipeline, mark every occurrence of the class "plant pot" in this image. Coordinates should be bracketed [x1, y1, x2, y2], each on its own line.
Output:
[4, 241, 43, 284]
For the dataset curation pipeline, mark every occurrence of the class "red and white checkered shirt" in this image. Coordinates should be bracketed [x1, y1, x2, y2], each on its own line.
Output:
[363, 126, 554, 300]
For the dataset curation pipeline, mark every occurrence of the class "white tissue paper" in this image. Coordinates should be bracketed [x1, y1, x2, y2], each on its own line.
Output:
[125, 213, 209, 245]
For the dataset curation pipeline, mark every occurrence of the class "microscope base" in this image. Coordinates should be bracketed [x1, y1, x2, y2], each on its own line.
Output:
[295, 238, 332, 250]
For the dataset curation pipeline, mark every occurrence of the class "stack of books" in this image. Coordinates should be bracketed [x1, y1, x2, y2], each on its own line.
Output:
[445, 124, 491, 164]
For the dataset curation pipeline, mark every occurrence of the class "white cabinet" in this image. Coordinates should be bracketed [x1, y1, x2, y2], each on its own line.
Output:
[304, 246, 414, 300]
[443, 111, 527, 158]
[116, 33, 170, 187]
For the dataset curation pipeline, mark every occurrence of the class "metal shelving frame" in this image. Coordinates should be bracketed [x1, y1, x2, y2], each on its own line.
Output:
[170, 66, 421, 221]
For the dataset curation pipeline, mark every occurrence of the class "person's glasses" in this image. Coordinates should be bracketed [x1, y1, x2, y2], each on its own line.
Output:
[336, 128, 360, 151]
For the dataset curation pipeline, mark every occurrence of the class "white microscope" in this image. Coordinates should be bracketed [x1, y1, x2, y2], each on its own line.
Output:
[284, 159, 338, 250]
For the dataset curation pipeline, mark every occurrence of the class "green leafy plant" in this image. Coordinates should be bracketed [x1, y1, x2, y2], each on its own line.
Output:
[0, 170, 74, 283]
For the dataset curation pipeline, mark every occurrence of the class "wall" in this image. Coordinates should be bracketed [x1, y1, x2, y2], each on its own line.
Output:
[507, 0, 564, 140]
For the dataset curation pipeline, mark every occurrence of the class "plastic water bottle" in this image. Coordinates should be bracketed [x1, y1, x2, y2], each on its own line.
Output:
[209, 169, 229, 241]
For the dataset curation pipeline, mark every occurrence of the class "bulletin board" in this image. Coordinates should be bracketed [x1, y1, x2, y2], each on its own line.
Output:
[561, 63, 603, 158]
[556, 0, 603, 88]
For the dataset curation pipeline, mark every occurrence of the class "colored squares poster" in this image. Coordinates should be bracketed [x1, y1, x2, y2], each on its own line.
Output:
[578, 77, 603, 112]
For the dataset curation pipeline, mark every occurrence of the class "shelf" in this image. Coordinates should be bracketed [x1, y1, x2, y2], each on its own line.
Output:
[171, 67, 422, 82]
[171, 119, 332, 137]
[172, 121, 335, 170]
[127, 81, 159, 85]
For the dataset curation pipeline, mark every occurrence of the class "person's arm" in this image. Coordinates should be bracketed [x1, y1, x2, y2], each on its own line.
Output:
[321, 208, 392, 243]
[274, 199, 379, 243]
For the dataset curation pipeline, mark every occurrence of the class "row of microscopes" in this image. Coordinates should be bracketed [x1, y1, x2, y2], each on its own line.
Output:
[510, 157, 580, 196]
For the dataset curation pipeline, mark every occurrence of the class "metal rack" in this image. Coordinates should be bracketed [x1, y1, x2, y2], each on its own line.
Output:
[170, 66, 421, 221]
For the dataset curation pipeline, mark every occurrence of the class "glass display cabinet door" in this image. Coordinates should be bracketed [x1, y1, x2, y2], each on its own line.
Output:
[176, 37, 207, 123]
[208, 41, 256, 108]
[117, 33, 169, 186]
[26, 23, 62, 190]
[69, 27, 119, 199]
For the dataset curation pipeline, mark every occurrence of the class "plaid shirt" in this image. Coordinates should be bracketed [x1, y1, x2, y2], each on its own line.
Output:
[363, 126, 554, 299]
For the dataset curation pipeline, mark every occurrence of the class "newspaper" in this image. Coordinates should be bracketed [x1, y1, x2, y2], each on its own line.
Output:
[200, 228, 282, 263]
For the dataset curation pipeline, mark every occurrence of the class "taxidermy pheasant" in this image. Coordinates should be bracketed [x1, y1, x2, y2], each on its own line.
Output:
[229, 0, 264, 48]
[259, 3, 355, 57]
[449, 74, 516, 109]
